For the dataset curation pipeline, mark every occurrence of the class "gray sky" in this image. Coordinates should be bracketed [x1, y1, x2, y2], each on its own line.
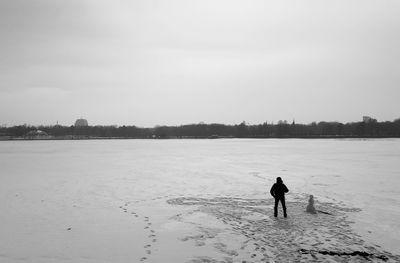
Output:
[0, 0, 399, 127]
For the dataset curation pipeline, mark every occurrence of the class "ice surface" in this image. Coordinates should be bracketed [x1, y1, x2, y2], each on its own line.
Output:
[0, 139, 399, 262]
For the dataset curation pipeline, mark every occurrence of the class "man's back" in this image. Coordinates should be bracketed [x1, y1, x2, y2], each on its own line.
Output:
[270, 183, 289, 197]
[270, 177, 289, 218]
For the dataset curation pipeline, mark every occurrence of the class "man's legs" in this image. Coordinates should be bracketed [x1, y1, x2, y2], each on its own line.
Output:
[281, 197, 287, 218]
[274, 197, 279, 217]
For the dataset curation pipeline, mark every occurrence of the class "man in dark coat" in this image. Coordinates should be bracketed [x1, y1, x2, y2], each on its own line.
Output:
[270, 177, 289, 217]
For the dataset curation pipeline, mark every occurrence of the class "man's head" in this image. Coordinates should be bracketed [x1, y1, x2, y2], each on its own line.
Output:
[276, 177, 283, 184]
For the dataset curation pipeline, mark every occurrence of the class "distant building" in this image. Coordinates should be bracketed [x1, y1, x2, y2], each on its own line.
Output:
[363, 116, 377, 123]
[75, 118, 89, 127]
[25, 130, 50, 139]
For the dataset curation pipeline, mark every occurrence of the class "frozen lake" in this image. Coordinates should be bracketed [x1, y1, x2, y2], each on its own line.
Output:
[0, 139, 399, 262]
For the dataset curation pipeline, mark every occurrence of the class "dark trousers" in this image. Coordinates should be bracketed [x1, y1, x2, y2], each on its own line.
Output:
[274, 196, 287, 217]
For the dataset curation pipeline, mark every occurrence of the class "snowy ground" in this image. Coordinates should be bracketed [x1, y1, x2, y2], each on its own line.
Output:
[0, 139, 399, 262]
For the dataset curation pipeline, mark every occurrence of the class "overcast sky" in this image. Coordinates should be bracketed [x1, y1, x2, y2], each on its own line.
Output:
[0, 0, 399, 127]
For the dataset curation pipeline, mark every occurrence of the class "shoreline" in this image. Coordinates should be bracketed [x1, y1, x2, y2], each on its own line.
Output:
[1, 136, 399, 141]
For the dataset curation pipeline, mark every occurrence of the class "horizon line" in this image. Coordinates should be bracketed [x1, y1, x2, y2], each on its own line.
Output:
[3, 117, 400, 129]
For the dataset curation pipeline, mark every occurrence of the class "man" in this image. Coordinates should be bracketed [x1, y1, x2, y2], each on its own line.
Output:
[270, 177, 289, 218]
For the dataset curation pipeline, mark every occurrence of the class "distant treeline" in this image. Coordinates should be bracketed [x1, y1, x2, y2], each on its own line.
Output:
[1, 119, 400, 139]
